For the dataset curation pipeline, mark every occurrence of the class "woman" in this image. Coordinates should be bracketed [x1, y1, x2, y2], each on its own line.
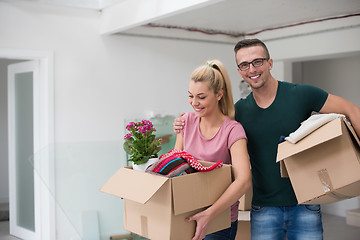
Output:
[175, 60, 251, 240]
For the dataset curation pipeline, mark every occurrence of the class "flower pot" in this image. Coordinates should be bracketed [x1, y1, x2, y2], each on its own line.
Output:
[132, 157, 158, 172]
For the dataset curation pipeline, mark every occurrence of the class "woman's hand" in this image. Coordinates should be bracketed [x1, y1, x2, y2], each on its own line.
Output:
[187, 209, 212, 240]
[188, 139, 251, 239]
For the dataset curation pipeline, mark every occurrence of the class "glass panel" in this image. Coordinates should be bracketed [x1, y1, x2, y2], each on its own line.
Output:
[28, 115, 176, 239]
[14, 72, 35, 232]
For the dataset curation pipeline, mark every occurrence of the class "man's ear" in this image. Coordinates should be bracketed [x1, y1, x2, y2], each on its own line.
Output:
[268, 58, 273, 70]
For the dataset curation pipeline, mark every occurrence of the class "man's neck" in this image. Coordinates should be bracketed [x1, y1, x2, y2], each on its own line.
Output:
[252, 78, 278, 109]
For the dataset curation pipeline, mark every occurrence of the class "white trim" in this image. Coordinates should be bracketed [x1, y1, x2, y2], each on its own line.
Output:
[1, 48, 55, 240]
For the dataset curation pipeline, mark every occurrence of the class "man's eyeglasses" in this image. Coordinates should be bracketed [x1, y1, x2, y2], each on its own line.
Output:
[237, 58, 269, 71]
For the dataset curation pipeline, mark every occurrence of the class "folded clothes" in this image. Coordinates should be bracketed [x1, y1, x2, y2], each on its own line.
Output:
[146, 149, 223, 178]
[146, 156, 196, 177]
[285, 113, 345, 143]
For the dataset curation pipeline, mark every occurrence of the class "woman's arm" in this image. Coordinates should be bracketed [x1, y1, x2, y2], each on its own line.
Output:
[187, 138, 252, 240]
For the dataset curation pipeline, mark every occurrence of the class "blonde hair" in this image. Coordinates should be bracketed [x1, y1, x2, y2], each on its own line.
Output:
[190, 60, 235, 119]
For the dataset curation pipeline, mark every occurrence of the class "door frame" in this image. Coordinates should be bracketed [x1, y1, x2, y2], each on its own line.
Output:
[0, 48, 55, 240]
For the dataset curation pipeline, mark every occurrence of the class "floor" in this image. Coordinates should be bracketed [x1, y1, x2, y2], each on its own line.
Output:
[0, 213, 359, 239]
[322, 213, 360, 240]
[0, 203, 17, 240]
[0, 221, 19, 240]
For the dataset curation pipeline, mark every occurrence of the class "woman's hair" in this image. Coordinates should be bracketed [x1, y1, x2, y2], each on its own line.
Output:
[190, 60, 235, 119]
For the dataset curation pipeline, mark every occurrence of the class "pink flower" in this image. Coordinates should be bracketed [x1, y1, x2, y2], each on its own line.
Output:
[124, 133, 132, 139]
[126, 122, 136, 131]
[123, 119, 161, 164]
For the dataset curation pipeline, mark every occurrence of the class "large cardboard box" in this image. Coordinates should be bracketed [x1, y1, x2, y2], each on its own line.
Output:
[276, 117, 360, 204]
[239, 186, 252, 211]
[100, 161, 232, 240]
[235, 211, 250, 240]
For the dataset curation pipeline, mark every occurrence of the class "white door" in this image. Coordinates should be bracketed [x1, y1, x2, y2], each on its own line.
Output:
[8, 61, 41, 240]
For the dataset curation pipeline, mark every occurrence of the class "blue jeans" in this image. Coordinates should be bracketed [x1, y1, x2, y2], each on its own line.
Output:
[204, 220, 238, 240]
[251, 204, 323, 240]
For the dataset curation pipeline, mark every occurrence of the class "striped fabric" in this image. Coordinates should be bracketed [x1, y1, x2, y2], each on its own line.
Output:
[159, 149, 223, 172]
[146, 149, 223, 178]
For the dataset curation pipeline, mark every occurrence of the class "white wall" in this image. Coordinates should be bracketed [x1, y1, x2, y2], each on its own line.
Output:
[299, 55, 360, 106]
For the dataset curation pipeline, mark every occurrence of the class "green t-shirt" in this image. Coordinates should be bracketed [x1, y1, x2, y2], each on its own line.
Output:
[235, 81, 328, 206]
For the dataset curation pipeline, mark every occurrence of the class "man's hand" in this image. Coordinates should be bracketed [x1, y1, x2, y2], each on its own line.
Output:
[173, 113, 185, 134]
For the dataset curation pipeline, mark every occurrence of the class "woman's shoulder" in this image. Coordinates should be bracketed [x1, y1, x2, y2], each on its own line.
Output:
[182, 112, 194, 119]
[223, 117, 245, 132]
[222, 117, 247, 141]
[181, 112, 199, 124]
[224, 117, 243, 126]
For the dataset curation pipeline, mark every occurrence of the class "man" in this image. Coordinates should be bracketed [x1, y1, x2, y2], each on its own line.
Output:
[174, 38, 360, 239]
[233, 38, 360, 240]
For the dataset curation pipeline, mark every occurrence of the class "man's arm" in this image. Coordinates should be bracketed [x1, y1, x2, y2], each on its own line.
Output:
[173, 114, 185, 134]
[320, 94, 360, 137]
[174, 133, 183, 150]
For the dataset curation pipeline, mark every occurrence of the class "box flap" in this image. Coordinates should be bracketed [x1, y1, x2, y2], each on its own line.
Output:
[343, 118, 360, 147]
[279, 161, 289, 178]
[100, 167, 169, 204]
[277, 118, 344, 162]
[171, 161, 232, 215]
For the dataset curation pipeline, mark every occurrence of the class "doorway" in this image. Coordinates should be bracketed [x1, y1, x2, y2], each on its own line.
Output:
[0, 49, 55, 240]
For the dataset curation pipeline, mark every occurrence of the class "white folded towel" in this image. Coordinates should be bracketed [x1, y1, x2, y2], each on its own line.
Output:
[285, 113, 345, 143]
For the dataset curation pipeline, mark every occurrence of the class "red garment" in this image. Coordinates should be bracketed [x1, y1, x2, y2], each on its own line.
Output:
[159, 149, 223, 172]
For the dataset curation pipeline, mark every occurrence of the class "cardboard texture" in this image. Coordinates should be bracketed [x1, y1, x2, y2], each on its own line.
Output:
[235, 221, 250, 240]
[235, 211, 250, 240]
[277, 117, 360, 204]
[239, 186, 252, 211]
[100, 161, 232, 240]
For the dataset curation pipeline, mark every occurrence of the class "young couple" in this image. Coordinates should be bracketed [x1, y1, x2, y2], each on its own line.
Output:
[173, 38, 360, 240]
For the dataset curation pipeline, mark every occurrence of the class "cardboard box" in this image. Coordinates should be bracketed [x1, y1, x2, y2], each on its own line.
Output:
[235, 211, 250, 240]
[100, 161, 232, 240]
[276, 117, 360, 204]
[239, 186, 252, 211]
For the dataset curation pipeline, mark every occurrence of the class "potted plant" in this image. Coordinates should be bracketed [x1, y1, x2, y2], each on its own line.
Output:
[123, 120, 162, 171]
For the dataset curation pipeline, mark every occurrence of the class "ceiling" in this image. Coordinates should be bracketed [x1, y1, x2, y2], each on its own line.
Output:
[14, 0, 360, 43]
